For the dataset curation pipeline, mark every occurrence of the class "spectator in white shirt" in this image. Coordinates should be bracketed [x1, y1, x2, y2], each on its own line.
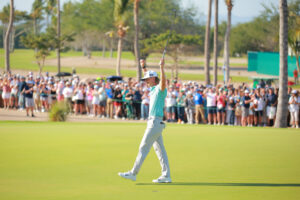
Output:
[289, 90, 299, 128]
[63, 82, 73, 113]
[204, 88, 217, 125]
[165, 88, 177, 122]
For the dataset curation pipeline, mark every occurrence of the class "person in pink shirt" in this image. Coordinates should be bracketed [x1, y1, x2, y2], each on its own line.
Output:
[2, 79, 11, 109]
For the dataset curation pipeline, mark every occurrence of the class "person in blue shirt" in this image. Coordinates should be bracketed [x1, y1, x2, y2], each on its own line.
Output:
[118, 58, 171, 183]
[194, 89, 206, 124]
[23, 81, 35, 117]
[18, 76, 27, 109]
[105, 84, 114, 118]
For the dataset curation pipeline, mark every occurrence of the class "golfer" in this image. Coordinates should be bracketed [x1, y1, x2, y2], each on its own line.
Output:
[118, 58, 171, 183]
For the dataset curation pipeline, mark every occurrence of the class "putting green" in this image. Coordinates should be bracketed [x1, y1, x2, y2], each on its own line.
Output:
[0, 121, 299, 200]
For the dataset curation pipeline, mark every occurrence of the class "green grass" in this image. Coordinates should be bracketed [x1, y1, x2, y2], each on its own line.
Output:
[0, 121, 300, 200]
[0, 49, 249, 82]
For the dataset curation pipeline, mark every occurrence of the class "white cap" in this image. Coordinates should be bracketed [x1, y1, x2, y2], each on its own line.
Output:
[292, 89, 297, 94]
[245, 90, 250, 94]
[141, 70, 158, 80]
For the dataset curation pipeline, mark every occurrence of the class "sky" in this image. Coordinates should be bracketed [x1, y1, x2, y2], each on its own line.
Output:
[0, 0, 279, 25]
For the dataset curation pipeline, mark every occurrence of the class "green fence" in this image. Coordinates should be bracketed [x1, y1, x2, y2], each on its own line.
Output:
[248, 51, 297, 77]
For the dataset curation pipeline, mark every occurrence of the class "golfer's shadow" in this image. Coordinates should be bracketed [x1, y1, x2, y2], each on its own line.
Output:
[136, 182, 300, 187]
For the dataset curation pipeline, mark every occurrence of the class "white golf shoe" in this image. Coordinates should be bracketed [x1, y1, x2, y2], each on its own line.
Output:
[118, 171, 136, 181]
[152, 176, 172, 183]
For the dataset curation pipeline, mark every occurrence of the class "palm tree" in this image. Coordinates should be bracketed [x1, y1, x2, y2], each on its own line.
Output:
[45, 0, 56, 28]
[31, 0, 44, 36]
[288, 11, 300, 73]
[1, 6, 29, 53]
[204, 0, 212, 85]
[133, 0, 141, 81]
[275, 0, 289, 128]
[213, 0, 219, 86]
[57, 0, 61, 73]
[114, 0, 130, 76]
[4, 0, 14, 73]
[223, 0, 233, 84]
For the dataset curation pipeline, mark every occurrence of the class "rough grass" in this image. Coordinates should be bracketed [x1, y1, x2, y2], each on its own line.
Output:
[0, 121, 299, 200]
[0, 49, 250, 82]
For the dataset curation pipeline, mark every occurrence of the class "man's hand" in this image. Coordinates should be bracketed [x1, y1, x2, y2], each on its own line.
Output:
[159, 59, 164, 68]
[140, 59, 147, 73]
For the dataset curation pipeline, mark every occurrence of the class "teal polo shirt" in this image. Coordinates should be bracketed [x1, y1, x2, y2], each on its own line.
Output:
[149, 85, 167, 118]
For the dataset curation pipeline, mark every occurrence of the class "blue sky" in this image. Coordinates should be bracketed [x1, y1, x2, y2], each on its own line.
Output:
[0, 0, 279, 24]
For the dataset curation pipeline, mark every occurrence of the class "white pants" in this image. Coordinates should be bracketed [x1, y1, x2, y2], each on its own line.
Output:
[290, 111, 299, 123]
[131, 117, 170, 177]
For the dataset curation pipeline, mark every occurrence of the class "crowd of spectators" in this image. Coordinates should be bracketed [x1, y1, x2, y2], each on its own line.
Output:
[0, 71, 299, 128]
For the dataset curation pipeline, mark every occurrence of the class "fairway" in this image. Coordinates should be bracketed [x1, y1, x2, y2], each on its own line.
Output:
[0, 122, 300, 200]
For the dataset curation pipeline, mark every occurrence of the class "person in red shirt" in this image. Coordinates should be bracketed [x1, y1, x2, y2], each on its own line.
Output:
[216, 89, 227, 125]
[294, 69, 298, 85]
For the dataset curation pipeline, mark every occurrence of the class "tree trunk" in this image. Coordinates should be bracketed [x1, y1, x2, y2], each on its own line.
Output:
[34, 17, 38, 53]
[110, 37, 113, 58]
[133, 0, 141, 81]
[102, 38, 106, 57]
[57, 0, 61, 73]
[275, 0, 289, 128]
[116, 37, 123, 76]
[213, 0, 219, 86]
[9, 26, 15, 53]
[175, 47, 179, 80]
[296, 55, 300, 73]
[4, 0, 14, 73]
[224, 6, 232, 84]
[204, 0, 212, 85]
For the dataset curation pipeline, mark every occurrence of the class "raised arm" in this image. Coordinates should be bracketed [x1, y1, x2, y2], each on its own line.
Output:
[159, 59, 166, 91]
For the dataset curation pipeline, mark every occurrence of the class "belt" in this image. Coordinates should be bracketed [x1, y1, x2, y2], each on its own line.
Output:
[148, 116, 163, 120]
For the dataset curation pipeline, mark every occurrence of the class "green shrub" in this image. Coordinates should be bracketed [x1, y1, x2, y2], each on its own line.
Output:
[49, 102, 68, 122]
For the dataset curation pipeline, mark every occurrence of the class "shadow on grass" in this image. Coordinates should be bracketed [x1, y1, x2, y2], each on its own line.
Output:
[136, 182, 300, 187]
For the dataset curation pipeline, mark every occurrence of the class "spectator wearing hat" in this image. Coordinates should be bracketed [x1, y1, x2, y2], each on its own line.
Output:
[185, 91, 195, 124]
[165, 87, 176, 122]
[248, 93, 255, 127]
[176, 89, 186, 124]
[86, 85, 94, 115]
[241, 90, 252, 126]
[253, 89, 264, 126]
[132, 86, 142, 120]
[204, 87, 217, 125]
[23, 81, 35, 117]
[49, 82, 57, 109]
[289, 90, 299, 128]
[266, 88, 277, 126]
[74, 83, 84, 115]
[227, 96, 235, 126]
[63, 82, 73, 113]
[18, 76, 27, 110]
[56, 81, 65, 102]
[2, 78, 11, 109]
[10, 75, 19, 109]
[216, 89, 226, 125]
[113, 85, 123, 119]
[141, 88, 150, 120]
[125, 88, 134, 119]
[92, 85, 100, 117]
[194, 88, 206, 124]
[40, 82, 49, 112]
[98, 83, 107, 118]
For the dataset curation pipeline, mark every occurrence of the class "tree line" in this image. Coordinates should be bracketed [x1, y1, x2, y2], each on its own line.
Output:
[1, 0, 298, 77]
